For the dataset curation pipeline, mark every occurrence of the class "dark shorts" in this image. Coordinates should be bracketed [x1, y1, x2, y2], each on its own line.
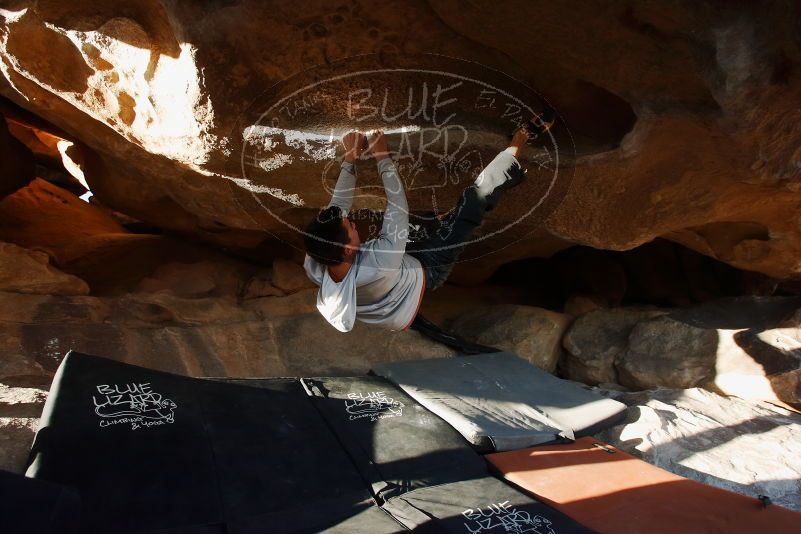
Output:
[407, 186, 487, 291]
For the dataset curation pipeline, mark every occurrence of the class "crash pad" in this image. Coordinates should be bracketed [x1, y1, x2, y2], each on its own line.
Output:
[229, 494, 407, 533]
[381, 476, 595, 533]
[0, 469, 81, 534]
[301, 376, 487, 499]
[372, 352, 627, 451]
[26, 351, 401, 533]
[486, 437, 801, 534]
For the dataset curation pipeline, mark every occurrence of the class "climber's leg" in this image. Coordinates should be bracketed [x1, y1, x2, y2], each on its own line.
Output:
[408, 126, 531, 290]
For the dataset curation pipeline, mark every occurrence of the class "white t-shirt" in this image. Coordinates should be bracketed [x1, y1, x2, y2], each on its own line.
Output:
[304, 157, 424, 332]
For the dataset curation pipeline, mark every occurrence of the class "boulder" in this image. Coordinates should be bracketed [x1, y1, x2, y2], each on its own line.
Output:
[563, 297, 801, 408]
[450, 304, 570, 371]
[0, 242, 89, 295]
[598, 387, 801, 513]
[617, 315, 719, 389]
[562, 307, 666, 384]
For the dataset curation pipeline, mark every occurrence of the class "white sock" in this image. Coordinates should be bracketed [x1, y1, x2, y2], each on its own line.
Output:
[473, 149, 520, 197]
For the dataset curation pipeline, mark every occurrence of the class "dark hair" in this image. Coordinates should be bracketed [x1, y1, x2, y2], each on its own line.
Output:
[304, 206, 349, 265]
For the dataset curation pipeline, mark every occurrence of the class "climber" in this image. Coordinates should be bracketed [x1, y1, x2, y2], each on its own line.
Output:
[303, 121, 538, 333]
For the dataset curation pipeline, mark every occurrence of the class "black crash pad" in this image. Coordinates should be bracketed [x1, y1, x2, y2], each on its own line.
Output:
[302, 376, 487, 500]
[26, 351, 402, 533]
[230, 496, 407, 533]
[0, 469, 81, 534]
[381, 476, 596, 533]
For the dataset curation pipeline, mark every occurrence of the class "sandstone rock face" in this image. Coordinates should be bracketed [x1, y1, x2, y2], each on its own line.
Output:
[0, 384, 46, 472]
[0, 415, 39, 473]
[0, 116, 33, 199]
[0, 289, 453, 381]
[0, 177, 277, 295]
[562, 293, 607, 317]
[0, 347, 48, 386]
[0, 242, 89, 295]
[598, 388, 801, 512]
[563, 297, 801, 408]
[241, 274, 285, 300]
[270, 259, 315, 294]
[419, 284, 527, 325]
[135, 260, 256, 298]
[0, 178, 126, 264]
[450, 304, 570, 371]
[3, 107, 91, 194]
[0, 178, 134, 287]
[0, 2, 799, 280]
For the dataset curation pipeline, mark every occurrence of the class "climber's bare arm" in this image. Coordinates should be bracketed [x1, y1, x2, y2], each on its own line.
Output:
[327, 131, 366, 212]
[507, 126, 530, 157]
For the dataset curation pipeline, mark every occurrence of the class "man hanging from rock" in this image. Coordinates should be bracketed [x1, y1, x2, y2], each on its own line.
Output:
[303, 122, 536, 333]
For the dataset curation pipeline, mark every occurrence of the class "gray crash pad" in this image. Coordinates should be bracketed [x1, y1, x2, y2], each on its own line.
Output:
[372, 352, 626, 452]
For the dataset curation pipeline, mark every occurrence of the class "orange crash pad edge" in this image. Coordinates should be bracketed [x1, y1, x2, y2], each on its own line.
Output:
[486, 436, 801, 534]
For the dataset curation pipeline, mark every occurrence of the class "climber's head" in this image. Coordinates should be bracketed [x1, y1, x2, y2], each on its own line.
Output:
[303, 206, 360, 265]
